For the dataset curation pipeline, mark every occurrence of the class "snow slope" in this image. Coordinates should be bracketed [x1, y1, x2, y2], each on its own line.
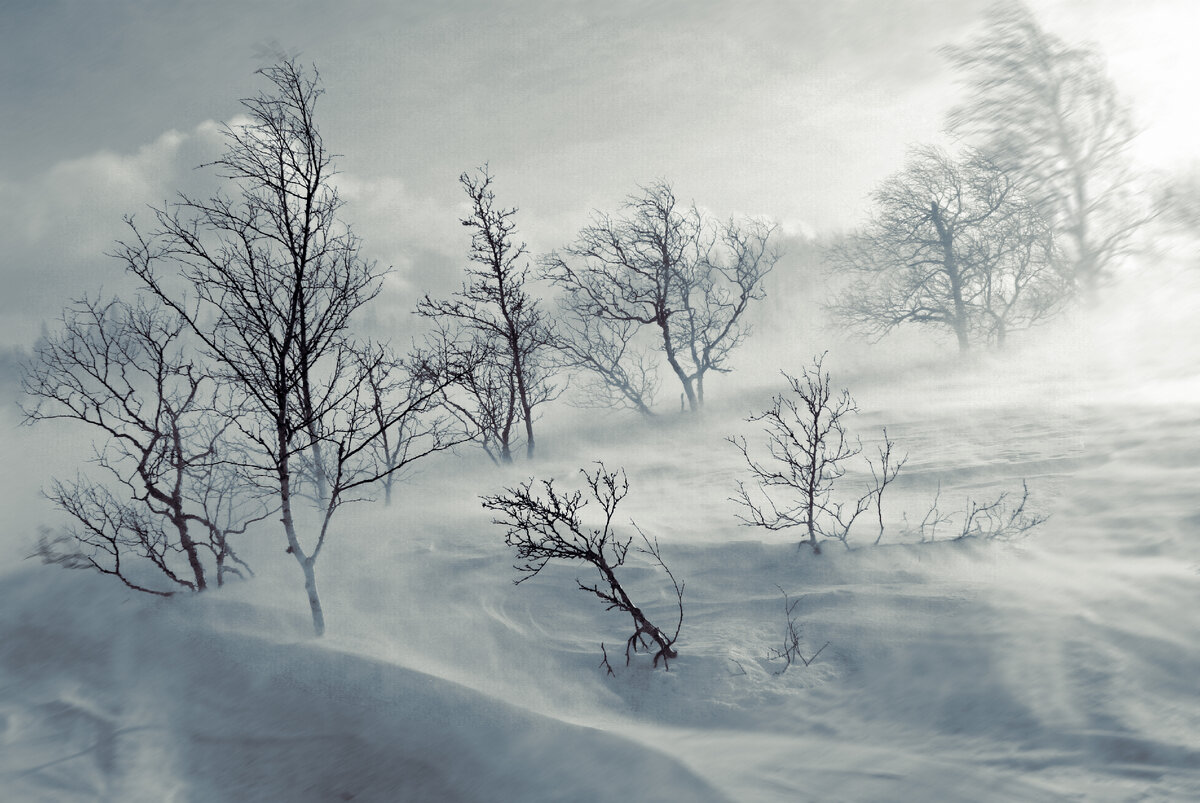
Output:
[3, 315, 1200, 801]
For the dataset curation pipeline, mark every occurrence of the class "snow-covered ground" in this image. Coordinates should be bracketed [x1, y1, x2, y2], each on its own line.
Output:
[2, 296, 1199, 801]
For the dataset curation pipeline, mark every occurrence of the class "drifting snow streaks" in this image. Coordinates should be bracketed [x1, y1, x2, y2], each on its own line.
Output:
[7, 360, 1200, 800]
[482, 355, 1046, 676]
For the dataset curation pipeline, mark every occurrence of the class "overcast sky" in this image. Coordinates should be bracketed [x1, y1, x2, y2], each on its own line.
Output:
[1, 0, 1196, 348]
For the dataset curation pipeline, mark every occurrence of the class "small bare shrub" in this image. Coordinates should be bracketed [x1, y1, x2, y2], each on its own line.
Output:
[904, 480, 1046, 542]
[482, 464, 684, 670]
[766, 586, 829, 674]
[730, 354, 905, 553]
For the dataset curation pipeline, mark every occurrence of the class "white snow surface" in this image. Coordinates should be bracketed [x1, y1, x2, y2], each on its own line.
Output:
[3, 303, 1200, 801]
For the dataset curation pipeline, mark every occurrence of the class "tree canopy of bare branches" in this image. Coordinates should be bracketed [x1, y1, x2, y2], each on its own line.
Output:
[114, 60, 463, 634]
[827, 146, 1066, 351]
[944, 1, 1147, 303]
[543, 181, 777, 414]
[482, 464, 684, 670]
[417, 166, 558, 462]
[22, 296, 267, 595]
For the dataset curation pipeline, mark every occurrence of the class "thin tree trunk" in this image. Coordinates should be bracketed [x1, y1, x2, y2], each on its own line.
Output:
[301, 557, 325, 637]
[515, 361, 535, 459]
[278, 425, 325, 636]
[661, 332, 698, 411]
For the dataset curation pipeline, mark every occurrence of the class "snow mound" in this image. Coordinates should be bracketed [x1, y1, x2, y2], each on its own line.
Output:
[0, 567, 730, 803]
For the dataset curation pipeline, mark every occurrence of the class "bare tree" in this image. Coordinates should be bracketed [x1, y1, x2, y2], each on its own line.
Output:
[361, 344, 458, 506]
[730, 354, 898, 554]
[827, 146, 1065, 352]
[553, 312, 659, 418]
[115, 60, 462, 635]
[417, 166, 557, 461]
[22, 296, 266, 595]
[944, 1, 1147, 303]
[481, 464, 684, 670]
[543, 181, 776, 413]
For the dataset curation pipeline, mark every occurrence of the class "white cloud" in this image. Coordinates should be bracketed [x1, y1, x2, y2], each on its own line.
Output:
[0, 121, 226, 347]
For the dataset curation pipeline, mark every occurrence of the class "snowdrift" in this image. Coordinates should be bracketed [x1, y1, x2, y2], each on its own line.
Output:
[3, 335, 1200, 801]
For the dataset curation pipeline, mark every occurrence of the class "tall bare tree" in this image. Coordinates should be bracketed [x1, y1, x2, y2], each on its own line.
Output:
[22, 296, 265, 595]
[827, 146, 1065, 351]
[116, 60, 461, 635]
[417, 166, 557, 461]
[543, 181, 776, 413]
[944, 1, 1146, 302]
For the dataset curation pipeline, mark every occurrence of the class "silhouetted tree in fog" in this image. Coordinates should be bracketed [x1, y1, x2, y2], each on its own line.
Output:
[827, 146, 1065, 351]
[417, 166, 557, 462]
[115, 60, 462, 634]
[22, 297, 267, 595]
[944, 1, 1147, 303]
[543, 181, 776, 413]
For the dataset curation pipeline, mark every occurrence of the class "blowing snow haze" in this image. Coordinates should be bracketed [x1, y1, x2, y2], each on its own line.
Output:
[2, 1, 1199, 801]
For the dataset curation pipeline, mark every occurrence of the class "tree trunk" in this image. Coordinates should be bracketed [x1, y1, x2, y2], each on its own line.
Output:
[658, 313, 699, 412]
[278, 426, 326, 637]
[954, 323, 970, 353]
[931, 201, 971, 354]
[301, 557, 326, 637]
[175, 518, 207, 592]
[513, 353, 536, 460]
[806, 478, 820, 555]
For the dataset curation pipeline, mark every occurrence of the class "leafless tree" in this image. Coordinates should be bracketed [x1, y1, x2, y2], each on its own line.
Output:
[553, 312, 660, 418]
[360, 344, 458, 505]
[901, 483, 953, 543]
[482, 464, 684, 670]
[543, 181, 776, 413]
[944, 1, 1148, 303]
[115, 60, 463, 635]
[827, 146, 1066, 352]
[730, 354, 898, 554]
[21, 296, 267, 595]
[417, 166, 558, 461]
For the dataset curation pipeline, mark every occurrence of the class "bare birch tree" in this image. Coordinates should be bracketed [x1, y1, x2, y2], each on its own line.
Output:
[417, 166, 557, 461]
[482, 464, 684, 670]
[22, 296, 265, 595]
[730, 355, 904, 554]
[543, 181, 776, 413]
[116, 60, 461, 635]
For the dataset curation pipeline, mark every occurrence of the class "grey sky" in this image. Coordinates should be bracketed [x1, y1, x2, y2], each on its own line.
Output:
[1, 0, 1194, 347]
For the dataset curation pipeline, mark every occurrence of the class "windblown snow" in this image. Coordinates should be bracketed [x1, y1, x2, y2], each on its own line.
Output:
[2, 294, 1199, 802]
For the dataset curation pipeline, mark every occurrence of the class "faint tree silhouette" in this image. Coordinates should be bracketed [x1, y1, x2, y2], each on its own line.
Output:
[544, 181, 777, 413]
[944, 1, 1149, 302]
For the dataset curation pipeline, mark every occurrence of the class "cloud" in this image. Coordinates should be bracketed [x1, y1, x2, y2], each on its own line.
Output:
[0, 121, 226, 347]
